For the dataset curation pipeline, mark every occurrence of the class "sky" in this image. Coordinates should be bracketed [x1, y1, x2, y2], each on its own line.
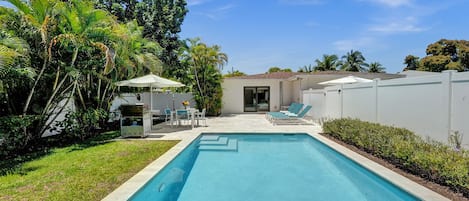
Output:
[1, 0, 467, 75]
[180, 0, 469, 74]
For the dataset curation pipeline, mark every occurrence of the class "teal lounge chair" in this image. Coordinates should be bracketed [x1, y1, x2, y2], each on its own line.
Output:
[270, 105, 312, 125]
[266, 103, 304, 120]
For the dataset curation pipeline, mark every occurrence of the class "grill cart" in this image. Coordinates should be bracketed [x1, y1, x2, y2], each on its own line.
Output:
[120, 104, 151, 137]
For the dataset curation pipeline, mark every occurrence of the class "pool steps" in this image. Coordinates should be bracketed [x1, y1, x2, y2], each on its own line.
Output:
[198, 135, 238, 151]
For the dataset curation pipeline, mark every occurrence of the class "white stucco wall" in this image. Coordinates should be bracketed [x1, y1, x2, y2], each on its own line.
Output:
[222, 79, 281, 114]
[281, 81, 294, 107]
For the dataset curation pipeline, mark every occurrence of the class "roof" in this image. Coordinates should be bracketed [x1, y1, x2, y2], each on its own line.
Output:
[224, 72, 307, 79]
[225, 71, 404, 81]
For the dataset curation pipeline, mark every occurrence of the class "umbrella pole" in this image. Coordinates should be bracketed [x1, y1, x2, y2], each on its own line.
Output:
[150, 85, 153, 111]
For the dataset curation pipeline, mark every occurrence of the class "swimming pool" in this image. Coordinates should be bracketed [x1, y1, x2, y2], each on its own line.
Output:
[129, 134, 420, 201]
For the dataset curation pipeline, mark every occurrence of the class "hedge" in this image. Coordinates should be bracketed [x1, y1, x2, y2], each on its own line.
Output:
[322, 118, 469, 197]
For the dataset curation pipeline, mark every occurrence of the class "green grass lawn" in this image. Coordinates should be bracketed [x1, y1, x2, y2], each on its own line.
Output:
[0, 135, 179, 201]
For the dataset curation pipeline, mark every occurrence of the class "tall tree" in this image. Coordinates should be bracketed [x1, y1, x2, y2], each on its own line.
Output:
[340, 50, 369, 72]
[136, 0, 188, 78]
[94, 0, 138, 22]
[94, 0, 188, 79]
[181, 38, 227, 115]
[314, 54, 339, 71]
[267, 67, 292, 73]
[298, 64, 313, 72]
[368, 62, 386, 73]
[418, 39, 469, 72]
[4, 0, 61, 115]
[403, 55, 420, 71]
[224, 69, 246, 78]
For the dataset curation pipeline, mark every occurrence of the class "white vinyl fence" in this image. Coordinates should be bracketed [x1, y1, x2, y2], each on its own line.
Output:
[303, 70, 469, 148]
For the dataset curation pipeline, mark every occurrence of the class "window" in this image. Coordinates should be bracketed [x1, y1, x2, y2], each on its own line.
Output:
[244, 87, 270, 112]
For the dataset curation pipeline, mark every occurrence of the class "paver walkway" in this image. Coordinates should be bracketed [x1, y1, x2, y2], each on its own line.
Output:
[145, 114, 322, 141]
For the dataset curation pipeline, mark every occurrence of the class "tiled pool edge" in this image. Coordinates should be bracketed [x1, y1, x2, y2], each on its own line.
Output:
[102, 133, 201, 201]
[103, 131, 450, 201]
[308, 132, 450, 201]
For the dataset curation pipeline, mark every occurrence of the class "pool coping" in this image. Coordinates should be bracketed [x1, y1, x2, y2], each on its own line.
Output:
[102, 132, 450, 201]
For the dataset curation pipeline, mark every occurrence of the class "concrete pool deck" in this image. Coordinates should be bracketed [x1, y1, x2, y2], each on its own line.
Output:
[102, 114, 449, 201]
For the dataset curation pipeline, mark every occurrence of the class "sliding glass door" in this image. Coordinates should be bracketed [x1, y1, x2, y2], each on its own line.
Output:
[244, 87, 270, 112]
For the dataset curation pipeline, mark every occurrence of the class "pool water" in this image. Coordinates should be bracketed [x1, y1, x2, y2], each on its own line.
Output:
[130, 134, 419, 201]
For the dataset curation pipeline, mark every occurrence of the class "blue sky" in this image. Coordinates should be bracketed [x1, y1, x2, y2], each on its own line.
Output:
[181, 0, 469, 74]
[1, 1, 467, 74]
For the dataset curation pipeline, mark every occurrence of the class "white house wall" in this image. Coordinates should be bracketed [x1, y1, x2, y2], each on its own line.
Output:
[281, 81, 294, 106]
[222, 79, 281, 114]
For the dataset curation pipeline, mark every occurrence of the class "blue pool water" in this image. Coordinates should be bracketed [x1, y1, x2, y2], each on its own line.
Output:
[130, 134, 419, 201]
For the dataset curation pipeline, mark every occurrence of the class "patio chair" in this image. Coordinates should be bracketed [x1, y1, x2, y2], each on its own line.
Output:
[195, 108, 207, 127]
[164, 108, 172, 123]
[269, 105, 312, 125]
[176, 109, 189, 126]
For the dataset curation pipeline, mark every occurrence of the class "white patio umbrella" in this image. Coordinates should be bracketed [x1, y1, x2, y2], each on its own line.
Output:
[115, 73, 185, 111]
[318, 75, 373, 85]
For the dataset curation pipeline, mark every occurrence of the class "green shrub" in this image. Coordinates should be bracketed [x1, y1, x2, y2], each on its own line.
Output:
[0, 115, 38, 157]
[323, 118, 469, 197]
[56, 108, 108, 141]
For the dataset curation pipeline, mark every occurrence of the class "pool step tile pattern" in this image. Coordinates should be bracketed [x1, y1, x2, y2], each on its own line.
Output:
[199, 138, 238, 152]
[199, 137, 228, 145]
[200, 135, 219, 141]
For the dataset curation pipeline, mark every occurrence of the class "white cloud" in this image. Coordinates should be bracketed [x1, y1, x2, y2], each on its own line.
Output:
[198, 4, 236, 20]
[362, 0, 412, 7]
[333, 37, 375, 51]
[368, 16, 427, 33]
[369, 23, 425, 33]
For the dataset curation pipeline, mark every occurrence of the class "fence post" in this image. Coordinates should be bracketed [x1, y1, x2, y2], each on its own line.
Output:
[340, 84, 344, 118]
[374, 78, 380, 123]
[443, 70, 456, 140]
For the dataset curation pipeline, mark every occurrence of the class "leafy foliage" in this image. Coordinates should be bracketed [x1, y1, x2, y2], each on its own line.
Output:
[56, 108, 108, 141]
[340, 50, 369, 72]
[0, 0, 165, 156]
[297, 64, 313, 73]
[136, 0, 188, 78]
[314, 54, 339, 71]
[368, 62, 386, 73]
[403, 55, 420, 71]
[323, 119, 469, 197]
[224, 69, 246, 78]
[410, 39, 469, 72]
[0, 115, 38, 157]
[267, 67, 292, 73]
[181, 38, 227, 115]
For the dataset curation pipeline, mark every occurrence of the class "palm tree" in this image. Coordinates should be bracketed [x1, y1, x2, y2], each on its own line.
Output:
[314, 54, 339, 71]
[182, 38, 228, 115]
[224, 70, 246, 78]
[340, 50, 369, 72]
[298, 64, 313, 72]
[368, 62, 386, 73]
[5, 0, 61, 114]
[112, 21, 163, 80]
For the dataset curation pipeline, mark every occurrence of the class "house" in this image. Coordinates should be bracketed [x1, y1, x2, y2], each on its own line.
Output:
[221, 71, 404, 114]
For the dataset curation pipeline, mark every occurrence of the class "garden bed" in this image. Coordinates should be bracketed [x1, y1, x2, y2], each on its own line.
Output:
[322, 118, 469, 200]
